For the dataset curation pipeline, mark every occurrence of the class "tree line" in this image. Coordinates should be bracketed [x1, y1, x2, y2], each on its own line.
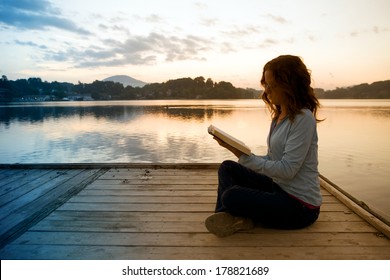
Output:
[1, 75, 389, 101]
[314, 80, 390, 99]
[0, 76, 74, 101]
[0, 75, 259, 101]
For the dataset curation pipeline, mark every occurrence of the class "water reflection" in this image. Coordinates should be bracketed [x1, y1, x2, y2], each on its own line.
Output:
[1, 100, 389, 220]
[0, 103, 236, 126]
[1, 101, 263, 165]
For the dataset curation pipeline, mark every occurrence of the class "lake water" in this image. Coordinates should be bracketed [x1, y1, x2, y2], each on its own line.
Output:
[1, 99, 389, 221]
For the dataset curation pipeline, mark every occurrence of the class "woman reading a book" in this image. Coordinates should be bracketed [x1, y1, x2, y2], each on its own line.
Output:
[206, 55, 322, 237]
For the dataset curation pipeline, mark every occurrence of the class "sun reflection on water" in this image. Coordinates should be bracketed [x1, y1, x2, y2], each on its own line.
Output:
[1, 99, 389, 220]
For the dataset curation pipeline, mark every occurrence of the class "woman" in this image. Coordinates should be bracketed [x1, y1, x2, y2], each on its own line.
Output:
[205, 55, 322, 237]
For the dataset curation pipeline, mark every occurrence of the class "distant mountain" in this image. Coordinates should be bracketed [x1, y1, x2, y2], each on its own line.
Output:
[103, 75, 147, 88]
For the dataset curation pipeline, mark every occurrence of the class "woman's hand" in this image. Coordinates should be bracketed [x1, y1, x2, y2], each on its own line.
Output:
[213, 137, 244, 158]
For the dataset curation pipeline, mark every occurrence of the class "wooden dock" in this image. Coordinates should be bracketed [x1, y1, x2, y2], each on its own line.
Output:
[0, 163, 389, 260]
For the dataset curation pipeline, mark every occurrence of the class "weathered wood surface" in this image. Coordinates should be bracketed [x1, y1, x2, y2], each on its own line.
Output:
[0, 164, 389, 260]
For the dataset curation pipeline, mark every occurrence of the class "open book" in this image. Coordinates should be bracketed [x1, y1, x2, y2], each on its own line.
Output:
[208, 125, 251, 155]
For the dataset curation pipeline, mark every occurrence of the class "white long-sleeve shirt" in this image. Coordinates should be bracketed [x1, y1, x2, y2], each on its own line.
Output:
[238, 108, 322, 207]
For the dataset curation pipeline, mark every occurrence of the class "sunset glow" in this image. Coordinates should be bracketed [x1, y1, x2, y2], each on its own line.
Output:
[1, 0, 389, 90]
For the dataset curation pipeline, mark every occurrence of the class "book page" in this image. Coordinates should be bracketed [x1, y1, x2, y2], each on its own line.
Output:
[208, 125, 251, 155]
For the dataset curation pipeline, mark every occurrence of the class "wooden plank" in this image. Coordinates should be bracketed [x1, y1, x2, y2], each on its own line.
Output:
[102, 168, 218, 177]
[70, 189, 336, 199]
[57, 201, 348, 212]
[86, 182, 217, 190]
[320, 177, 390, 239]
[95, 178, 217, 184]
[0, 169, 65, 206]
[67, 195, 217, 203]
[105, 166, 220, 172]
[86, 181, 331, 190]
[76, 189, 216, 197]
[57, 202, 215, 212]
[9, 231, 390, 247]
[0, 169, 54, 198]
[99, 171, 218, 177]
[66, 194, 338, 204]
[98, 168, 218, 182]
[86, 180, 333, 193]
[43, 210, 364, 222]
[0, 169, 46, 189]
[99, 174, 218, 180]
[29, 219, 377, 234]
[0, 169, 28, 181]
[83, 184, 335, 201]
[0, 169, 82, 220]
[318, 211, 363, 222]
[1, 164, 389, 261]
[1, 244, 389, 260]
[0, 168, 107, 247]
[46, 211, 212, 222]
[0, 169, 80, 209]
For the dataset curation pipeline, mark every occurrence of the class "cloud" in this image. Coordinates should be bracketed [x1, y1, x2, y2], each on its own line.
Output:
[14, 40, 48, 49]
[257, 38, 279, 49]
[266, 14, 288, 24]
[194, 2, 208, 10]
[144, 14, 164, 24]
[0, 0, 91, 35]
[371, 26, 390, 34]
[348, 26, 390, 38]
[199, 17, 219, 27]
[3, 0, 51, 12]
[98, 23, 130, 35]
[307, 35, 317, 42]
[44, 32, 215, 68]
[220, 42, 236, 53]
[221, 24, 263, 38]
[133, 14, 165, 25]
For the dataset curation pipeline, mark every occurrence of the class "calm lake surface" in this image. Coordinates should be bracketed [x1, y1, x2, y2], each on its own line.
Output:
[1, 99, 389, 221]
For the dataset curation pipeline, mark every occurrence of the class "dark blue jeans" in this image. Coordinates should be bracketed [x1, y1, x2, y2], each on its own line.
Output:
[215, 160, 320, 229]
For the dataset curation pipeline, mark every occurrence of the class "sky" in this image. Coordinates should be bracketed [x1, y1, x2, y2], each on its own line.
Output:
[0, 0, 389, 90]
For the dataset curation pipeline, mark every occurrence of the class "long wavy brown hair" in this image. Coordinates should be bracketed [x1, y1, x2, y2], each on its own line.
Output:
[260, 55, 322, 122]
